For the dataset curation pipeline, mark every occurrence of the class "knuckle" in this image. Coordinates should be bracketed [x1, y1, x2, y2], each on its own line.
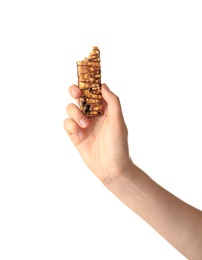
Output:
[63, 118, 70, 131]
[63, 118, 76, 136]
[66, 103, 74, 115]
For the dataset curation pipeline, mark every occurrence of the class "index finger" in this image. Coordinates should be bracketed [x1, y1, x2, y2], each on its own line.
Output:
[68, 84, 81, 99]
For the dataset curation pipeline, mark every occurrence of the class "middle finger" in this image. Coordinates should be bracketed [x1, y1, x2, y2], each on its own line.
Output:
[66, 103, 89, 128]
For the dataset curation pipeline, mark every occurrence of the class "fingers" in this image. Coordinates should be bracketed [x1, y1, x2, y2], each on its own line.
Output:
[63, 118, 84, 146]
[64, 104, 88, 145]
[101, 84, 123, 120]
[66, 103, 89, 128]
[68, 84, 81, 105]
[67, 83, 123, 122]
[64, 103, 90, 146]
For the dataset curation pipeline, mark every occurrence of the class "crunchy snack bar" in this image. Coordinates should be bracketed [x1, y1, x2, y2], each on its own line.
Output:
[76, 46, 103, 117]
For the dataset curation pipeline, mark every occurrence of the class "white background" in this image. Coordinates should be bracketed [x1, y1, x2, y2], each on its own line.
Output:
[0, 0, 202, 259]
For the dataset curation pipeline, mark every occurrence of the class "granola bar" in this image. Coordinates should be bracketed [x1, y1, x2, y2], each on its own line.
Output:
[76, 46, 103, 117]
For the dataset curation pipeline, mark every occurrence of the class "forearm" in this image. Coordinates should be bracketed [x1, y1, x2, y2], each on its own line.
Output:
[106, 164, 202, 260]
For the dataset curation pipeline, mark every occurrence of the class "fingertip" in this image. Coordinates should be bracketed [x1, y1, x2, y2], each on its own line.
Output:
[102, 83, 110, 91]
[78, 130, 84, 139]
[79, 117, 89, 128]
[68, 84, 81, 98]
[101, 83, 123, 118]
[102, 83, 118, 103]
[101, 83, 110, 102]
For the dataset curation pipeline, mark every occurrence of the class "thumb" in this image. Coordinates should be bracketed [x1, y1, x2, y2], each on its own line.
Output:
[101, 83, 123, 119]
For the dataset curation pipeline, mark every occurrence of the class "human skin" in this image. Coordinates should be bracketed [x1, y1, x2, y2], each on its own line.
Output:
[64, 83, 202, 260]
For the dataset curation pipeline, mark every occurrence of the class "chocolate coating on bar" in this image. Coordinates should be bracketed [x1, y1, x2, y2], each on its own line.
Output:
[76, 46, 103, 117]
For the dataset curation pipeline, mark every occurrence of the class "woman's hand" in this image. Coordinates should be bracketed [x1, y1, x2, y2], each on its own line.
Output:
[64, 83, 134, 185]
[64, 83, 202, 260]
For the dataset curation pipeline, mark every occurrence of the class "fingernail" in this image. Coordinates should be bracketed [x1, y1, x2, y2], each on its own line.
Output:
[80, 118, 88, 127]
[71, 88, 80, 98]
[78, 131, 84, 139]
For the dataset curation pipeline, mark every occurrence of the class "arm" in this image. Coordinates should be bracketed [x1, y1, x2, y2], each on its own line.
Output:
[64, 84, 202, 260]
[108, 164, 202, 260]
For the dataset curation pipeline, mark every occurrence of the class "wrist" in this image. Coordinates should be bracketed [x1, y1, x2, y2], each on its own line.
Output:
[103, 159, 138, 190]
[103, 162, 152, 215]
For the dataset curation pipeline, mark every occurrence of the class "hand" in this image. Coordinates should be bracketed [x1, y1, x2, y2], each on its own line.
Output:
[64, 85, 202, 260]
[64, 83, 133, 185]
